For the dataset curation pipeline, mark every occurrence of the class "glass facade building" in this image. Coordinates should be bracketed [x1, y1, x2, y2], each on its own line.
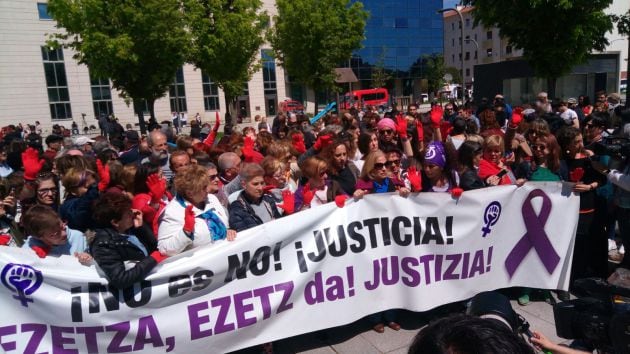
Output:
[348, 0, 443, 95]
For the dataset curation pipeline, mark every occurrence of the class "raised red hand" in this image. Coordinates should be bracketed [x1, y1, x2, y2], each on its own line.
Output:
[277, 190, 295, 215]
[511, 107, 524, 128]
[183, 205, 196, 233]
[313, 134, 333, 151]
[451, 187, 463, 198]
[150, 250, 168, 263]
[415, 120, 424, 142]
[407, 166, 422, 192]
[430, 106, 443, 128]
[0, 234, 11, 246]
[22, 147, 45, 181]
[96, 159, 110, 192]
[242, 136, 264, 163]
[335, 195, 348, 208]
[395, 113, 408, 140]
[146, 173, 167, 203]
[302, 184, 315, 206]
[292, 134, 306, 154]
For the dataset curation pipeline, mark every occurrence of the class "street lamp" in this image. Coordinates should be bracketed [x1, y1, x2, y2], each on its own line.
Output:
[438, 7, 464, 105]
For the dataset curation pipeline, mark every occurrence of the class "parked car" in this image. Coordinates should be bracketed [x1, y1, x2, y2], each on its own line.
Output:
[279, 99, 304, 113]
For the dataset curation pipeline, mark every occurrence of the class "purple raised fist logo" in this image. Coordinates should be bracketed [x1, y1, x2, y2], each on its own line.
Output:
[481, 201, 502, 237]
[1, 263, 43, 307]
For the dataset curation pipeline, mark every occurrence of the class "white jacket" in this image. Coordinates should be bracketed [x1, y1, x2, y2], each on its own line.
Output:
[157, 194, 229, 256]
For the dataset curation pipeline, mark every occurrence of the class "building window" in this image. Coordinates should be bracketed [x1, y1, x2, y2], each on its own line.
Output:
[41, 47, 72, 120]
[242, 83, 249, 96]
[37, 3, 52, 20]
[486, 31, 493, 40]
[465, 18, 470, 27]
[452, 38, 455, 47]
[465, 52, 470, 61]
[169, 67, 187, 113]
[474, 51, 478, 60]
[261, 49, 277, 116]
[201, 72, 220, 111]
[465, 68, 470, 76]
[451, 23, 454, 30]
[486, 48, 493, 57]
[458, 53, 462, 62]
[474, 33, 478, 41]
[90, 74, 113, 118]
[394, 18, 408, 28]
[506, 45, 513, 54]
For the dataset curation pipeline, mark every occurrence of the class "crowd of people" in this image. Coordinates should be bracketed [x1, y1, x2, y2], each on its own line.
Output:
[0, 91, 629, 352]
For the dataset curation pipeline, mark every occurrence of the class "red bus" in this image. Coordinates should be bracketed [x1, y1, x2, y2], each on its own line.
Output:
[341, 88, 389, 110]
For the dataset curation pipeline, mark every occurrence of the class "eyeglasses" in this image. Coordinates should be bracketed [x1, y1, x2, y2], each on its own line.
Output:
[385, 159, 400, 167]
[373, 162, 387, 170]
[379, 129, 394, 135]
[37, 187, 57, 195]
[208, 174, 219, 180]
[44, 221, 67, 240]
[532, 144, 547, 151]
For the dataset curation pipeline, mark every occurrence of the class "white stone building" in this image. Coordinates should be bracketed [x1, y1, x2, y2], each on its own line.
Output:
[0, 0, 296, 134]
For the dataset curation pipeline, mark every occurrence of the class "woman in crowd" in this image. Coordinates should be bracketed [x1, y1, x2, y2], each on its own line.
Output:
[294, 156, 346, 211]
[158, 164, 235, 256]
[21, 204, 91, 264]
[421, 141, 457, 193]
[229, 163, 282, 232]
[478, 135, 519, 186]
[355, 131, 379, 172]
[91, 192, 166, 289]
[457, 140, 485, 191]
[59, 167, 100, 231]
[557, 126, 607, 285]
[323, 140, 359, 196]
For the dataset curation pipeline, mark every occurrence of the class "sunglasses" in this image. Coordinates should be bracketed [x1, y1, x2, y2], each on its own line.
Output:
[373, 162, 387, 170]
[37, 187, 57, 195]
[385, 159, 400, 167]
[532, 144, 547, 151]
[379, 129, 394, 135]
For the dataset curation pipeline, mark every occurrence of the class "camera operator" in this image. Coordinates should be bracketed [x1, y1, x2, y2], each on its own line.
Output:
[530, 331, 589, 354]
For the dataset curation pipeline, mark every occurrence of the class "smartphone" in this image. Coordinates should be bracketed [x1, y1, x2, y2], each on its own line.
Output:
[496, 169, 508, 178]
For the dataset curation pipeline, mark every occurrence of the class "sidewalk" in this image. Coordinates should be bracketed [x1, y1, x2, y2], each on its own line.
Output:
[232, 294, 564, 354]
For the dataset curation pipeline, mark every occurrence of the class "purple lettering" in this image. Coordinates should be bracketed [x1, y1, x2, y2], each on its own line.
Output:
[381, 256, 400, 285]
[105, 321, 132, 353]
[211, 296, 235, 335]
[234, 291, 257, 328]
[22, 323, 46, 354]
[418, 255, 434, 284]
[253, 286, 275, 319]
[401, 257, 420, 287]
[364, 259, 380, 290]
[305, 272, 324, 304]
[469, 250, 485, 277]
[0, 325, 17, 352]
[434, 255, 443, 282]
[133, 316, 164, 351]
[443, 254, 461, 280]
[51, 326, 78, 354]
[324, 275, 345, 300]
[75, 326, 104, 353]
[187, 302, 212, 340]
[274, 281, 294, 313]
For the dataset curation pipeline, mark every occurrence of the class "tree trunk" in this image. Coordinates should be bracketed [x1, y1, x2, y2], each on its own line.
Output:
[547, 77, 557, 102]
[223, 94, 234, 136]
[133, 99, 147, 135]
[626, 39, 630, 108]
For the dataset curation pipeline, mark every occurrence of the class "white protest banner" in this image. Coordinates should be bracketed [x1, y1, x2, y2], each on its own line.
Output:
[0, 183, 578, 353]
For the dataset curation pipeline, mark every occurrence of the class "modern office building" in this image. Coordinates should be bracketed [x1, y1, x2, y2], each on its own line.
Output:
[347, 0, 443, 98]
[443, 2, 629, 104]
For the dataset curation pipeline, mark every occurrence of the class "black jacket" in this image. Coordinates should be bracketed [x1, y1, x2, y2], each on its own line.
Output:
[90, 225, 158, 289]
[229, 193, 282, 232]
[460, 169, 485, 191]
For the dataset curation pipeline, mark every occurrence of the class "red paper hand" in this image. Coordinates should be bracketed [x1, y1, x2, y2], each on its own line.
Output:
[183, 205, 196, 233]
[96, 160, 110, 192]
[213, 112, 221, 131]
[430, 106, 443, 128]
[242, 136, 264, 163]
[335, 195, 348, 208]
[302, 184, 315, 206]
[277, 190, 295, 215]
[451, 187, 463, 198]
[569, 167, 584, 183]
[313, 134, 333, 151]
[22, 147, 45, 181]
[146, 173, 167, 203]
[0, 234, 11, 246]
[395, 113, 408, 140]
[292, 134, 307, 154]
[407, 166, 422, 192]
[31, 245, 50, 258]
[150, 250, 168, 263]
[415, 120, 424, 142]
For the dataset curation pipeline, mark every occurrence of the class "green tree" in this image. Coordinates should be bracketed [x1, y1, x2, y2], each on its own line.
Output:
[371, 49, 392, 89]
[463, 0, 614, 98]
[48, 0, 190, 133]
[184, 0, 268, 131]
[612, 10, 630, 107]
[269, 0, 368, 94]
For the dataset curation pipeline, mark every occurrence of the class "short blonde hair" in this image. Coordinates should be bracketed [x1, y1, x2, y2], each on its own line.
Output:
[360, 150, 387, 180]
[299, 156, 328, 180]
[260, 156, 286, 177]
[483, 134, 504, 155]
[173, 164, 209, 197]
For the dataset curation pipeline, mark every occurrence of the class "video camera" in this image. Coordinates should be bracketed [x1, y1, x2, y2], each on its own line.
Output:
[553, 277, 630, 353]
[592, 136, 630, 161]
[467, 291, 533, 338]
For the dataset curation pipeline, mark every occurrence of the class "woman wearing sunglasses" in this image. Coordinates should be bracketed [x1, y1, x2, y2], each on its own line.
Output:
[294, 156, 347, 211]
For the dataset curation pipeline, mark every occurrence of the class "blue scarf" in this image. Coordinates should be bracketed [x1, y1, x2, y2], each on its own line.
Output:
[176, 195, 227, 241]
[373, 178, 390, 193]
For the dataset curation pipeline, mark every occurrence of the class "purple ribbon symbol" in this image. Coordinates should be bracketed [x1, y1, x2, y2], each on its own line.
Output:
[504, 189, 560, 278]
